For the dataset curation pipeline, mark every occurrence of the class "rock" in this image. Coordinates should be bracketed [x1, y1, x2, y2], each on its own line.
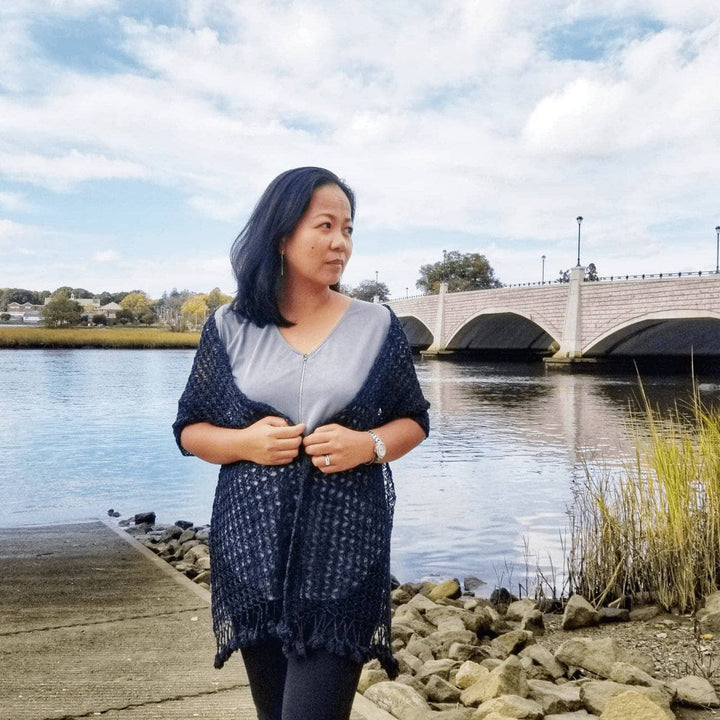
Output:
[598, 608, 629, 623]
[393, 587, 414, 605]
[194, 556, 211, 572]
[701, 590, 720, 614]
[464, 577, 485, 593]
[562, 595, 600, 630]
[448, 642, 489, 663]
[473, 694, 543, 719]
[407, 593, 440, 613]
[428, 579, 462, 601]
[489, 629, 534, 659]
[544, 712, 599, 720]
[431, 710, 473, 720]
[358, 667, 387, 693]
[489, 588, 516, 608]
[184, 544, 209, 562]
[160, 525, 184, 541]
[178, 528, 196, 544]
[698, 610, 720, 634]
[460, 655, 529, 707]
[425, 675, 461, 703]
[134, 512, 156, 525]
[395, 605, 437, 636]
[527, 679, 582, 714]
[396, 648, 424, 675]
[364, 681, 429, 720]
[193, 570, 210, 584]
[506, 599, 538, 622]
[126, 523, 152, 536]
[580, 681, 671, 716]
[597, 689, 674, 720]
[415, 658, 459, 682]
[425, 629, 478, 656]
[406, 636, 435, 663]
[628, 605, 662, 622]
[554, 636, 654, 678]
[669, 675, 720, 707]
[519, 644, 566, 680]
[455, 661, 489, 689]
[391, 622, 415, 644]
[174, 519, 193, 529]
[608, 661, 659, 687]
[520, 609, 545, 635]
[195, 527, 210, 542]
[107, 508, 120, 517]
[395, 673, 428, 699]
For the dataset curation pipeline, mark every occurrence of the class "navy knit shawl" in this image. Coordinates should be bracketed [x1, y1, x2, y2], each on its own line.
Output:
[173, 308, 429, 677]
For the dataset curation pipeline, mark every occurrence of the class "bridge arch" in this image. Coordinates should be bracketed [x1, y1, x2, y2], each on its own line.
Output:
[395, 313, 434, 349]
[446, 308, 559, 354]
[584, 310, 720, 357]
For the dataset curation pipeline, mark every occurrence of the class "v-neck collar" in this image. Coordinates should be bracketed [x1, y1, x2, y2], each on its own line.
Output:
[274, 299, 356, 356]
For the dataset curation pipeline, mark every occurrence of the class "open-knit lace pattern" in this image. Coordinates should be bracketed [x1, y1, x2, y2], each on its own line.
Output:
[173, 309, 430, 678]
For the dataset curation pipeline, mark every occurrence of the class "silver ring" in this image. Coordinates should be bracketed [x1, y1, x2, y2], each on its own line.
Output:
[324, 454, 330, 466]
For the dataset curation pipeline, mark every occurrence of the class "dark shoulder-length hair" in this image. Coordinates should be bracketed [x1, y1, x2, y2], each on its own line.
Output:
[230, 166, 355, 327]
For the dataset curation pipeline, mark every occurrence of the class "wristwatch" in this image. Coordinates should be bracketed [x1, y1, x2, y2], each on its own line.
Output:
[367, 430, 386, 463]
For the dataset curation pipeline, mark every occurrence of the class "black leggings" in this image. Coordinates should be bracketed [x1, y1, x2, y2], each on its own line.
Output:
[241, 639, 363, 720]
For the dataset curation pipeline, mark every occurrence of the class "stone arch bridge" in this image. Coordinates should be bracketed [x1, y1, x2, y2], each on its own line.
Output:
[385, 268, 720, 361]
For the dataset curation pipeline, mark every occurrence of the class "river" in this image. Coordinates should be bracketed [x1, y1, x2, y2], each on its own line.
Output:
[0, 347, 712, 594]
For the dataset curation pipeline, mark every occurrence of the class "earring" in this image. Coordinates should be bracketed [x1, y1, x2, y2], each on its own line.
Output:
[280, 253, 284, 277]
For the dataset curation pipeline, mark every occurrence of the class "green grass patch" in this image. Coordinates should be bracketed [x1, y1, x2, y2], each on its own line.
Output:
[0, 326, 200, 349]
[569, 378, 720, 612]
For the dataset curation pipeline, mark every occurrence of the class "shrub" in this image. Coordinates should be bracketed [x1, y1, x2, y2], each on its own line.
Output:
[92, 314, 107, 325]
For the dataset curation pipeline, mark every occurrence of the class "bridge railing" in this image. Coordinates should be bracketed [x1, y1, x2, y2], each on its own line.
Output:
[594, 270, 717, 282]
[388, 269, 720, 299]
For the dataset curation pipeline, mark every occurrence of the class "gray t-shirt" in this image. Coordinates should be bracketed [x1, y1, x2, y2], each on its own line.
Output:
[215, 300, 391, 433]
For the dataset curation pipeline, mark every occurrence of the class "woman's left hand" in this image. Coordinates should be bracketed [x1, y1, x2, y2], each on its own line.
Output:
[303, 423, 374, 473]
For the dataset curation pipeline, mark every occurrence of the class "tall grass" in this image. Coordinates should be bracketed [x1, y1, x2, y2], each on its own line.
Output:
[0, 326, 200, 349]
[569, 379, 720, 612]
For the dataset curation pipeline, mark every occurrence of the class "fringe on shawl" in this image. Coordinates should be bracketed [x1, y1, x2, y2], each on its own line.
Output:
[213, 600, 399, 679]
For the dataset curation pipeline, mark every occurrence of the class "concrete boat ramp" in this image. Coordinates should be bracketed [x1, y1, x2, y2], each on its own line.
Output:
[0, 520, 389, 720]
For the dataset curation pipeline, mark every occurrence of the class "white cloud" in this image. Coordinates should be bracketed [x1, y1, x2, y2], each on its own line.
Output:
[0, 150, 149, 190]
[0, 0, 719, 293]
[0, 192, 29, 212]
[92, 250, 120, 263]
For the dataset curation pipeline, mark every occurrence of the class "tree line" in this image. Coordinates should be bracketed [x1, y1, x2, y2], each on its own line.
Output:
[1, 251, 510, 327]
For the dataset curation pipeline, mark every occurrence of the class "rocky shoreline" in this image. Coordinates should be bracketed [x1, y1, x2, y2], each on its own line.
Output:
[119, 512, 720, 719]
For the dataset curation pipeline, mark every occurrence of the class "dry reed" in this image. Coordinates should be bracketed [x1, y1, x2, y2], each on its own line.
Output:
[0, 326, 200, 349]
[569, 379, 720, 612]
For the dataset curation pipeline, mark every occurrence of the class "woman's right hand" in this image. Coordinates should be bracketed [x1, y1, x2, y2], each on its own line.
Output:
[241, 417, 306, 465]
[179, 418, 305, 466]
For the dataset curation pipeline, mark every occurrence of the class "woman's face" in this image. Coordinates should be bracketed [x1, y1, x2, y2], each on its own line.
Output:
[282, 184, 353, 289]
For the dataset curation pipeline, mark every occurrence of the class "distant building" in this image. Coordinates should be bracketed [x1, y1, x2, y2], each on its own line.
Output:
[6, 302, 42, 323]
[98, 302, 121, 319]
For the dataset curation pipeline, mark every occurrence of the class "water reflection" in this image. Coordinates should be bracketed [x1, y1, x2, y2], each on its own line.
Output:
[390, 358, 711, 593]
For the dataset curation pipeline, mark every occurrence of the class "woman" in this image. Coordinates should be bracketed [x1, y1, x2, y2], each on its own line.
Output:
[173, 167, 429, 720]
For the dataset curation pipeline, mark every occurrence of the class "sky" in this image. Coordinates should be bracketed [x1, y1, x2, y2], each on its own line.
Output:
[1, 0, 719, 300]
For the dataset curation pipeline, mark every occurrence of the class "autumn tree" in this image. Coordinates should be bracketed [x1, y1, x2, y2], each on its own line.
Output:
[41, 291, 83, 327]
[205, 287, 233, 313]
[349, 279, 390, 303]
[120, 291, 151, 318]
[181, 294, 209, 327]
[416, 251, 501, 294]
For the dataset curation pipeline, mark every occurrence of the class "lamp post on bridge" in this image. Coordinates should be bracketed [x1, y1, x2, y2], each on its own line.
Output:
[576, 216, 583, 267]
[716, 226, 720, 274]
[541, 255, 546, 284]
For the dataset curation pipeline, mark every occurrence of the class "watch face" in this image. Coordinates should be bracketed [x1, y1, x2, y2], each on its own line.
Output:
[376, 440, 386, 460]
